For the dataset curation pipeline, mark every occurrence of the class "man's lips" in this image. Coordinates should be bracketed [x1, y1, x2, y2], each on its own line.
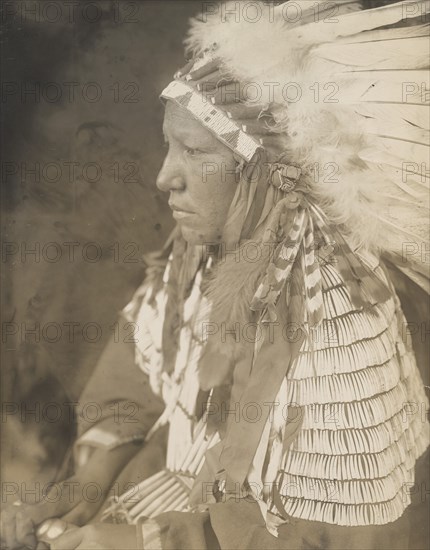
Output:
[168, 202, 194, 214]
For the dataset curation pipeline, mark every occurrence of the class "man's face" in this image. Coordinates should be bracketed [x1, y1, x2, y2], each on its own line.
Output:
[156, 101, 239, 245]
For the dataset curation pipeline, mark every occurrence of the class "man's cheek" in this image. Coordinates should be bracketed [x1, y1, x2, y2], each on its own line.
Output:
[200, 161, 216, 184]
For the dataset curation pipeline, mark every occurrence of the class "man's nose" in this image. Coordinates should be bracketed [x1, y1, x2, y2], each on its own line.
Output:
[156, 154, 185, 192]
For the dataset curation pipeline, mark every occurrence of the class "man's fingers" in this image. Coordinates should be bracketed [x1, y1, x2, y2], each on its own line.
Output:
[15, 509, 38, 549]
[30, 481, 78, 524]
[1, 509, 18, 549]
[0, 477, 84, 550]
[19, 533, 38, 550]
[49, 526, 83, 550]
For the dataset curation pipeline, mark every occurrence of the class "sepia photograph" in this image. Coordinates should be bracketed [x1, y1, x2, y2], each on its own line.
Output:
[1, 1, 429, 548]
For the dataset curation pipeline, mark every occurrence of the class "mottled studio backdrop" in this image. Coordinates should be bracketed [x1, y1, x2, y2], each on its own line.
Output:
[1, 0, 200, 485]
[1, 2, 427, 536]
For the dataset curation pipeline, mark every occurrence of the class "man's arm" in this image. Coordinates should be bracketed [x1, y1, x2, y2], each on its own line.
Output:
[74, 316, 164, 466]
[0, 320, 165, 550]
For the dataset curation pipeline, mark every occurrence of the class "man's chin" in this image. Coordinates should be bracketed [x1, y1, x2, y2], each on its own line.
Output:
[177, 224, 220, 246]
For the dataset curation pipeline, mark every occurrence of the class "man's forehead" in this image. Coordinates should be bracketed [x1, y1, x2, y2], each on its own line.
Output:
[163, 101, 218, 145]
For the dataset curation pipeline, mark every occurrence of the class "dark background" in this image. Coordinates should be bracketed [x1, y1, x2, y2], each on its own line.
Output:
[1, 0, 198, 486]
[1, 2, 428, 546]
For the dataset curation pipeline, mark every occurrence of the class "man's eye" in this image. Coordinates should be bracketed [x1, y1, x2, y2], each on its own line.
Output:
[184, 147, 201, 157]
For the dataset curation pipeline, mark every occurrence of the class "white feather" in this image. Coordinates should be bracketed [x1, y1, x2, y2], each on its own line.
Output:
[185, 0, 430, 290]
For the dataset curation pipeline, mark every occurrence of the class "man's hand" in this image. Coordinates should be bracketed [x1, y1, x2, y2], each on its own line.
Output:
[49, 523, 138, 550]
[1, 444, 140, 550]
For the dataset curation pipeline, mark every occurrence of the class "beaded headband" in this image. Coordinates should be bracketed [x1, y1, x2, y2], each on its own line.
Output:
[161, 80, 261, 163]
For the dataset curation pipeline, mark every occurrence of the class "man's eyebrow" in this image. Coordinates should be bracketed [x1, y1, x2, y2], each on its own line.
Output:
[164, 124, 217, 148]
